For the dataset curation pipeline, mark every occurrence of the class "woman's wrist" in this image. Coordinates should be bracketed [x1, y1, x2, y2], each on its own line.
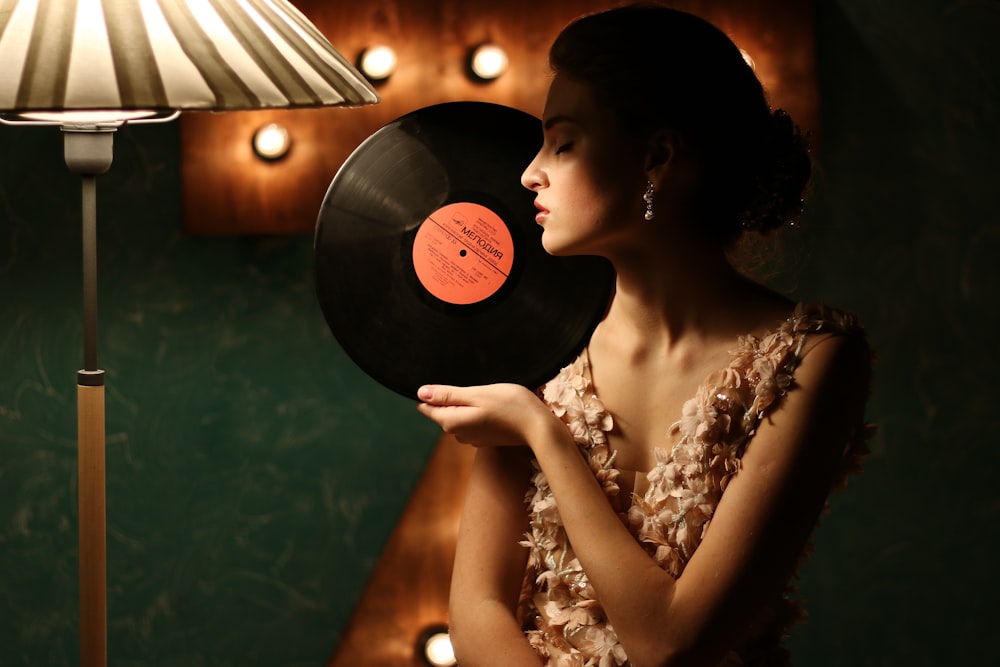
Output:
[524, 408, 577, 460]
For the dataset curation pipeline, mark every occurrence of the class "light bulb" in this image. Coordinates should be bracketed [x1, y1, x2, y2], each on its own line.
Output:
[423, 631, 456, 667]
[359, 45, 397, 82]
[469, 43, 508, 80]
[252, 123, 291, 161]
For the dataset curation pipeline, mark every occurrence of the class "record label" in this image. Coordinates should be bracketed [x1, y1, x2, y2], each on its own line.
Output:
[412, 201, 514, 305]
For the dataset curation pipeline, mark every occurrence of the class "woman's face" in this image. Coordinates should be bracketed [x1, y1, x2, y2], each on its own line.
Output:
[521, 73, 648, 257]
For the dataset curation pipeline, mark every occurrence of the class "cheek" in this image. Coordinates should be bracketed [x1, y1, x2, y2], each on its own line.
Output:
[585, 145, 644, 205]
[575, 165, 640, 224]
[570, 160, 618, 208]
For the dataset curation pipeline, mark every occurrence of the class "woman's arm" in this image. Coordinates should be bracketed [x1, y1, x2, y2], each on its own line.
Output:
[448, 444, 541, 666]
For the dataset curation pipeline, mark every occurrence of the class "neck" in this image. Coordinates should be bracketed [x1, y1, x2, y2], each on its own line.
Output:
[596, 223, 784, 356]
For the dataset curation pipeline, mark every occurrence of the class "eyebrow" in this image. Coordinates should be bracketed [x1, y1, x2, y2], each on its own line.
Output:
[542, 114, 579, 131]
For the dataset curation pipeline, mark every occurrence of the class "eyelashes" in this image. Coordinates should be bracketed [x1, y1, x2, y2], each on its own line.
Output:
[555, 141, 574, 155]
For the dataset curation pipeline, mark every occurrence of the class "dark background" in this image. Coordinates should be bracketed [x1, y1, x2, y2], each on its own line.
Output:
[2, 0, 997, 665]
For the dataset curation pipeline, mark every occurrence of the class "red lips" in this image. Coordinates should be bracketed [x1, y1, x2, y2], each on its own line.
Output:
[533, 200, 549, 223]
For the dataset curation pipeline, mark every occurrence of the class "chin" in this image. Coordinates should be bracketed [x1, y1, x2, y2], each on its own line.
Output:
[540, 233, 593, 259]
[540, 236, 571, 257]
[538, 228, 567, 254]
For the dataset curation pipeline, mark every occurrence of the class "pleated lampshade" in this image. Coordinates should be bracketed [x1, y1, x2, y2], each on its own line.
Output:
[0, 0, 378, 117]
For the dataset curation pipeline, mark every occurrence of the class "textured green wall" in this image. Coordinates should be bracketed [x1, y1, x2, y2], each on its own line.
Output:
[0, 121, 441, 666]
[786, 1, 999, 665]
[1, 0, 997, 665]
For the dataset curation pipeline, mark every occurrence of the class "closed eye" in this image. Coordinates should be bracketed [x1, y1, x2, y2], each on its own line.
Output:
[555, 142, 574, 155]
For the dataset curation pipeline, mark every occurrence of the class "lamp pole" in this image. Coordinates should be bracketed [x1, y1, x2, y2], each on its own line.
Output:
[64, 126, 117, 667]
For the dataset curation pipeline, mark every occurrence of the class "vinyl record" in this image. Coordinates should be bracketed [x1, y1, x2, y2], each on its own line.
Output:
[314, 101, 614, 398]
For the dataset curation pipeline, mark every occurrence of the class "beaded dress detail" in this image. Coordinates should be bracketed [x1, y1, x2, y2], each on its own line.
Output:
[517, 304, 870, 667]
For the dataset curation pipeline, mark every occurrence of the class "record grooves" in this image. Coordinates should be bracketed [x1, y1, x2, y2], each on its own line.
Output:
[314, 101, 614, 398]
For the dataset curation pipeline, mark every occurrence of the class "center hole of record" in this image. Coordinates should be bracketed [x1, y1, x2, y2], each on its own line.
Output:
[411, 201, 515, 306]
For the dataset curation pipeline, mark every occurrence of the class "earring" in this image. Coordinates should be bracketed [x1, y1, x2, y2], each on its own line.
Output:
[643, 181, 655, 221]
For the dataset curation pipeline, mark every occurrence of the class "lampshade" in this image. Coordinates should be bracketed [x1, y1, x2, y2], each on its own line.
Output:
[0, 0, 379, 117]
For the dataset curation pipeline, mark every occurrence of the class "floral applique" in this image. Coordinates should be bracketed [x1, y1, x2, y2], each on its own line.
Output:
[518, 304, 871, 667]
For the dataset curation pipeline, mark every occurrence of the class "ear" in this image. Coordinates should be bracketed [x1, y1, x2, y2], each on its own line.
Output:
[643, 127, 684, 189]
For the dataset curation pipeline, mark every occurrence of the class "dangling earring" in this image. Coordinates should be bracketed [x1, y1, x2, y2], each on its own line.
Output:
[643, 181, 655, 221]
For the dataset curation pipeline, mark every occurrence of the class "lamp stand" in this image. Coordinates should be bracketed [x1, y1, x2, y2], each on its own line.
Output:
[64, 127, 117, 667]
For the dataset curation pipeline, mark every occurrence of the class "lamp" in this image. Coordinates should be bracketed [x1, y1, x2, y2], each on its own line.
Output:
[0, 2, 377, 667]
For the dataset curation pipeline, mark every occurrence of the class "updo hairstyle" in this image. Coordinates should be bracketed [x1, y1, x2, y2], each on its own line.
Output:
[549, 3, 811, 245]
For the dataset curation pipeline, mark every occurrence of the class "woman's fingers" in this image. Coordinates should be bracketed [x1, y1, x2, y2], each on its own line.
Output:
[417, 384, 469, 406]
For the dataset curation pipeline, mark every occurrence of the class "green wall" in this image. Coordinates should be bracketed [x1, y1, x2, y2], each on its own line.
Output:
[1, 0, 997, 664]
[786, 1, 999, 664]
[0, 121, 441, 665]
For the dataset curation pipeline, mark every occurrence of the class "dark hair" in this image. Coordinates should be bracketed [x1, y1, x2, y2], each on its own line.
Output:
[550, 2, 811, 244]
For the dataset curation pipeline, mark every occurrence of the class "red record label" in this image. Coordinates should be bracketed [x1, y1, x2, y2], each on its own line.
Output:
[412, 201, 514, 305]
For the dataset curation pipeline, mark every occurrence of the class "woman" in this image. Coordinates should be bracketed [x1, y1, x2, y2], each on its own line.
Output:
[417, 4, 872, 666]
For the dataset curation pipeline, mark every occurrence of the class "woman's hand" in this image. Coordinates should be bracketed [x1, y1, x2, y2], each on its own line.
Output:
[416, 383, 556, 448]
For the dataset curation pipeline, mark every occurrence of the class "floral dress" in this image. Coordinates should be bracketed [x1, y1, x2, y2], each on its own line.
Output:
[517, 303, 871, 667]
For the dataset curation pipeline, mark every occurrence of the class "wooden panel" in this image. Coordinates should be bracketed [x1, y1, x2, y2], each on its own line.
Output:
[181, 0, 817, 235]
[325, 433, 474, 667]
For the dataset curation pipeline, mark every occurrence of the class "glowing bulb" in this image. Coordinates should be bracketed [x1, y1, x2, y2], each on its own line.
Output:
[423, 631, 456, 667]
[469, 43, 508, 80]
[252, 123, 291, 161]
[359, 45, 397, 81]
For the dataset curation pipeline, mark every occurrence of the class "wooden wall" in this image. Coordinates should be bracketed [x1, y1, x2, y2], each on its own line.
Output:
[326, 434, 473, 666]
[180, 0, 817, 235]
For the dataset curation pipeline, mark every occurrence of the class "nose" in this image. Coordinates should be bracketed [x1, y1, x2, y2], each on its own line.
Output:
[520, 151, 546, 191]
